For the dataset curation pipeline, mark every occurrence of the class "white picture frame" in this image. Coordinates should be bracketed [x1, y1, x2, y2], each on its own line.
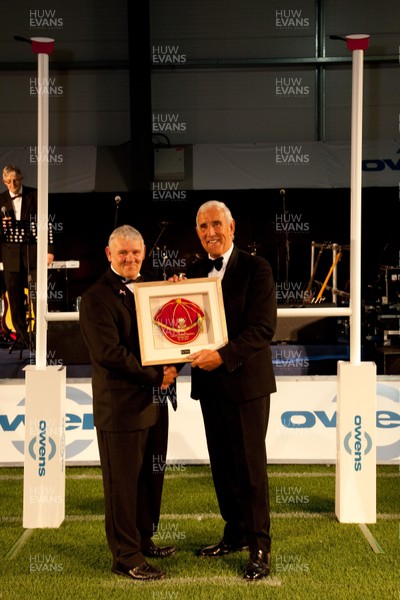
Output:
[134, 277, 228, 365]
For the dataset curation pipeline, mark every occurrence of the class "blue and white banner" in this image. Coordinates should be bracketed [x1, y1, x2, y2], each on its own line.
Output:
[193, 140, 400, 189]
[0, 376, 398, 465]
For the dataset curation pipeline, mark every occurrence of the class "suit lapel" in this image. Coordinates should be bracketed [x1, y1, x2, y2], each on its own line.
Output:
[106, 270, 136, 313]
[9, 197, 15, 220]
[3, 192, 15, 219]
[21, 190, 35, 222]
[198, 261, 210, 278]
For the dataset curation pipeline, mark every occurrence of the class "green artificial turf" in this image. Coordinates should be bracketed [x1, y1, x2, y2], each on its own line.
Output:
[0, 465, 398, 599]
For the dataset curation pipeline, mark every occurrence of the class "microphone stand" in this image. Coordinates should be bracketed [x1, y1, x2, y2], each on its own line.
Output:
[280, 189, 290, 303]
[114, 196, 121, 229]
[149, 222, 169, 280]
[148, 222, 168, 259]
[161, 246, 168, 281]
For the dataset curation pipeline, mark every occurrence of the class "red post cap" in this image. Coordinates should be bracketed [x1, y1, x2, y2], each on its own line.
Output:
[31, 37, 55, 55]
[346, 34, 370, 51]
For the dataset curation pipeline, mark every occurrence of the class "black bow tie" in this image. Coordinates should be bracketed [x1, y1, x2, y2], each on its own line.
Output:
[119, 275, 143, 284]
[12, 194, 22, 199]
[207, 256, 224, 272]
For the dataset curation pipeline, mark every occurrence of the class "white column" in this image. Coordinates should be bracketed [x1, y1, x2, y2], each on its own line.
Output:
[22, 37, 66, 529]
[32, 37, 54, 367]
[335, 34, 376, 524]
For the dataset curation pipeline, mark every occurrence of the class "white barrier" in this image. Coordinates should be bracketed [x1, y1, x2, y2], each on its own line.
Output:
[335, 362, 377, 523]
[22, 366, 66, 528]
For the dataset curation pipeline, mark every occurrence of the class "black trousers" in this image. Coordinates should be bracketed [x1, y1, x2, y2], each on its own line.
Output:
[96, 404, 169, 570]
[199, 391, 271, 554]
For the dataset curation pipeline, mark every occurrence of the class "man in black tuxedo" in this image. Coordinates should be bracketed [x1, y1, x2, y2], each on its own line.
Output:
[79, 224, 178, 581]
[185, 200, 277, 580]
[0, 164, 54, 346]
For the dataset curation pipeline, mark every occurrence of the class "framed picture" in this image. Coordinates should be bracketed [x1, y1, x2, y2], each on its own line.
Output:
[134, 277, 228, 365]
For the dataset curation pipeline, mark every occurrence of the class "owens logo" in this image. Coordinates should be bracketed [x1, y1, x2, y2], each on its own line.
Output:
[344, 415, 373, 471]
[362, 155, 400, 171]
[2, 386, 95, 461]
[28, 420, 57, 476]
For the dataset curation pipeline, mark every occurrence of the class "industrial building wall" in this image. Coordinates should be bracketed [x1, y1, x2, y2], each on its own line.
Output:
[0, 1, 130, 148]
[150, 0, 400, 145]
[0, 1, 398, 175]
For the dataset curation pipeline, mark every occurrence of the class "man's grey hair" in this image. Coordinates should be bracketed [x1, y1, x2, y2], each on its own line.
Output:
[108, 224, 144, 246]
[196, 200, 234, 227]
[2, 164, 23, 180]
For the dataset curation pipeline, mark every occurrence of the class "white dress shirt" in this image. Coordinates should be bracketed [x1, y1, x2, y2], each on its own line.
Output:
[208, 244, 234, 279]
[10, 187, 23, 220]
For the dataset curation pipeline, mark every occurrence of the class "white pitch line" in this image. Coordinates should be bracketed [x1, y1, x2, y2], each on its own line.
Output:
[358, 524, 385, 554]
[2, 512, 399, 524]
[0, 471, 398, 481]
[103, 575, 283, 588]
[4, 528, 34, 560]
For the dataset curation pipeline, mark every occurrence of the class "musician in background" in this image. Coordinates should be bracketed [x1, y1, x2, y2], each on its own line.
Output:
[0, 164, 54, 348]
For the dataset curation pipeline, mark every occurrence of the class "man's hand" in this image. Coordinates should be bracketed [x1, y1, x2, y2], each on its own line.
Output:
[168, 273, 187, 282]
[188, 349, 223, 371]
[161, 365, 178, 389]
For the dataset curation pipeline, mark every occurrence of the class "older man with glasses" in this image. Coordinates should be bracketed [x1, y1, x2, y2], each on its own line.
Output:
[0, 164, 54, 350]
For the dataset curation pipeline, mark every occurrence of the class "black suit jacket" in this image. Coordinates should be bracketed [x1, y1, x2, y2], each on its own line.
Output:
[0, 186, 53, 271]
[79, 268, 165, 431]
[186, 246, 277, 402]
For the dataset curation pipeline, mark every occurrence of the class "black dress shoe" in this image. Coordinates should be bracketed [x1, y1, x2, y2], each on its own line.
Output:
[198, 539, 248, 557]
[243, 550, 271, 580]
[142, 544, 177, 558]
[113, 561, 165, 580]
